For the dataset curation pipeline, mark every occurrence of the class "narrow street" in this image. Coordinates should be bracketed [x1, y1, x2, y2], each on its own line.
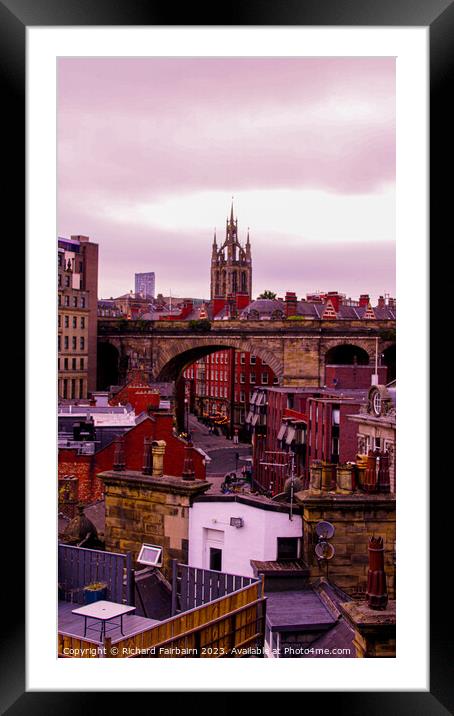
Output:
[187, 414, 252, 491]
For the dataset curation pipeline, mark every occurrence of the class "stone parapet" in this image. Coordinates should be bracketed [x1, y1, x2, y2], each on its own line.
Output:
[295, 490, 396, 599]
[99, 469, 211, 578]
[340, 600, 396, 657]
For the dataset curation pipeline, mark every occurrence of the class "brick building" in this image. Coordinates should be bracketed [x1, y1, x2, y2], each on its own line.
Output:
[348, 382, 396, 493]
[184, 349, 278, 434]
[58, 411, 207, 512]
[248, 385, 368, 496]
[58, 235, 98, 398]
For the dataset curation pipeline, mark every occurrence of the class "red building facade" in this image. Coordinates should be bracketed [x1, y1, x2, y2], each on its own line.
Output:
[58, 413, 207, 510]
[184, 349, 278, 433]
[249, 385, 367, 496]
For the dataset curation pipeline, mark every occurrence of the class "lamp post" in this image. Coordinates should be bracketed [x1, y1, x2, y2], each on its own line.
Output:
[184, 395, 189, 438]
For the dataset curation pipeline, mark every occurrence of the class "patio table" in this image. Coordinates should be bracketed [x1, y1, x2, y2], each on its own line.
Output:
[72, 600, 136, 640]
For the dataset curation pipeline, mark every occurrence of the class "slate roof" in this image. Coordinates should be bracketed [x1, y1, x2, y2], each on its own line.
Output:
[239, 299, 396, 321]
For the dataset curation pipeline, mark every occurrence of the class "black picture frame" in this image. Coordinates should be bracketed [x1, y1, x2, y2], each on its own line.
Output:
[3, 0, 448, 711]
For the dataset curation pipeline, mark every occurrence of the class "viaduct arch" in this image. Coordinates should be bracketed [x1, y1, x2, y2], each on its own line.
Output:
[97, 319, 395, 389]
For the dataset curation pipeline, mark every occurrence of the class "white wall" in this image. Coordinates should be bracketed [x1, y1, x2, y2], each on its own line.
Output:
[188, 499, 302, 577]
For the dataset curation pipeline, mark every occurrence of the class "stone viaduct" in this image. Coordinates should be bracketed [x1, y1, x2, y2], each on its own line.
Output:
[97, 318, 396, 390]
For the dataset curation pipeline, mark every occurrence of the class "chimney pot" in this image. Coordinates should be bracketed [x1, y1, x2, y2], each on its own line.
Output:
[151, 440, 166, 477]
[366, 536, 388, 610]
[113, 435, 125, 471]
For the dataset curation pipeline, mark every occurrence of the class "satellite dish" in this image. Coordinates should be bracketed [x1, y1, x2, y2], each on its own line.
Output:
[315, 521, 335, 540]
[315, 541, 335, 561]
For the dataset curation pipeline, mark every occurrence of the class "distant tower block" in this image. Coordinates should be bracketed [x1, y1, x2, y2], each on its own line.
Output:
[210, 201, 252, 317]
[135, 272, 155, 299]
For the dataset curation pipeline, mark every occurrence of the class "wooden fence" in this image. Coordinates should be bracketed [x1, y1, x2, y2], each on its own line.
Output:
[58, 544, 134, 605]
[171, 561, 256, 616]
[58, 579, 266, 658]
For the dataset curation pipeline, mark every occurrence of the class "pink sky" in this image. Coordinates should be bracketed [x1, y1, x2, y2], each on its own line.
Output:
[58, 57, 395, 301]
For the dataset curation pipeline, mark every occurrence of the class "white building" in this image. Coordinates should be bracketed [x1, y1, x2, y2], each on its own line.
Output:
[188, 494, 303, 577]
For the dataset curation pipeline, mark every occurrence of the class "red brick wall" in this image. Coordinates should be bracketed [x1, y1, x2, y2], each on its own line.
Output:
[58, 414, 206, 505]
[110, 384, 160, 413]
[306, 398, 362, 465]
[325, 365, 387, 389]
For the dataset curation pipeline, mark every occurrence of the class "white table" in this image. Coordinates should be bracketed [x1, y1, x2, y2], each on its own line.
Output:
[72, 600, 136, 640]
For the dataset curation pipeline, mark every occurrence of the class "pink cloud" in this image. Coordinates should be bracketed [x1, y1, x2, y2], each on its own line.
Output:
[58, 57, 395, 299]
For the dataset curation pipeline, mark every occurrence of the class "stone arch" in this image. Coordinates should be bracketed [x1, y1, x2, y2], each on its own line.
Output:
[153, 337, 283, 383]
[381, 343, 396, 382]
[97, 341, 120, 389]
[324, 343, 370, 366]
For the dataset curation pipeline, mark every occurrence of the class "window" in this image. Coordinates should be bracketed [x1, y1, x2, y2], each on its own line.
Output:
[64, 296, 70, 307]
[72, 358, 77, 370]
[79, 262, 83, 273]
[277, 537, 300, 561]
[64, 336, 68, 349]
[240, 391, 245, 403]
[80, 337, 85, 350]
[261, 373, 268, 384]
[80, 297, 86, 308]
[332, 406, 340, 425]
[58, 315, 61, 328]
[58, 254, 63, 267]
[250, 373, 256, 384]
[64, 358, 68, 370]
[261, 358, 267, 366]
[240, 373, 245, 383]
[58, 336, 61, 351]
[215, 354, 219, 364]
[209, 547, 222, 571]
[273, 375, 279, 385]
[240, 353, 245, 364]
[137, 543, 163, 567]
[250, 355, 256, 365]
[58, 295, 62, 307]
[58, 274, 62, 287]
[80, 316, 85, 329]
[72, 316, 77, 329]
[79, 378, 84, 398]
[72, 336, 77, 350]
[65, 275, 70, 288]
[72, 296, 78, 307]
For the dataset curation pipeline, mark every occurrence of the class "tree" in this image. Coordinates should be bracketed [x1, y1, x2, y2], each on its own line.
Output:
[258, 290, 277, 300]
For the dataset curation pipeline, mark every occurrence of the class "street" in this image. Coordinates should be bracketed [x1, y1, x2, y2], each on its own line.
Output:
[187, 414, 252, 491]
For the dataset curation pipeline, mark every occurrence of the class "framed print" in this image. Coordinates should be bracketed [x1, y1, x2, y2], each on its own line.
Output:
[2, 0, 449, 709]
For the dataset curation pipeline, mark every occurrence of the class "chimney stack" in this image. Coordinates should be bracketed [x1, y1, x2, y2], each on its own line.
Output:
[142, 437, 152, 475]
[326, 292, 342, 312]
[359, 294, 370, 307]
[378, 295, 385, 309]
[113, 435, 125, 471]
[151, 440, 166, 477]
[285, 292, 298, 317]
[182, 443, 196, 481]
[366, 536, 388, 610]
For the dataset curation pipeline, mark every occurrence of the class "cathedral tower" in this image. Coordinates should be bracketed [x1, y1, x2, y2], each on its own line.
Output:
[210, 201, 252, 317]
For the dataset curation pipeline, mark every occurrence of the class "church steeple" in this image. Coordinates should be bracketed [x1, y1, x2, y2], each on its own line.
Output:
[210, 200, 253, 315]
[211, 229, 218, 264]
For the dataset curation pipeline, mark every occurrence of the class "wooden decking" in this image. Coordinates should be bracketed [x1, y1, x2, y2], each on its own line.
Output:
[59, 601, 159, 644]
